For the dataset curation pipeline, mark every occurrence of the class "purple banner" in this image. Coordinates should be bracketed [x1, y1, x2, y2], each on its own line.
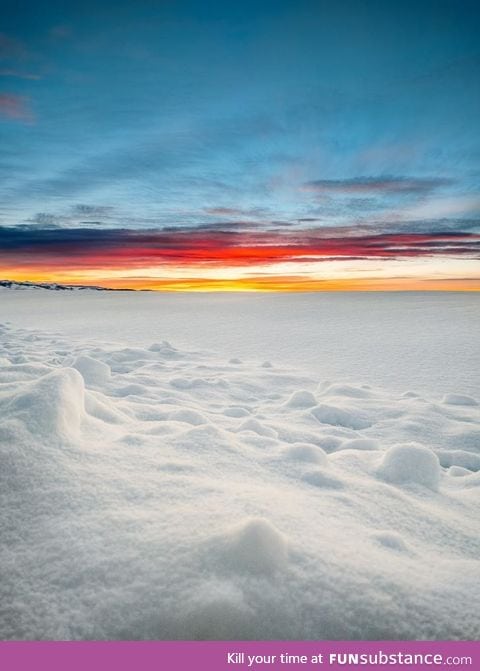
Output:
[0, 641, 477, 671]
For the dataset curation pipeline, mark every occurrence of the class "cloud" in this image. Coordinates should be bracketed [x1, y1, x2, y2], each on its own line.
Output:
[29, 213, 67, 228]
[28, 205, 118, 228]
[71, 204, 115, 217]
[0, 93, 33, 122]
[401, 195, 480, 221]
[0, 226, 478, 272]
[204, 206, 269, 219]
[161, 222, 259, 233]
[0, 69, 41, 80]
[302, 176, 454, 196]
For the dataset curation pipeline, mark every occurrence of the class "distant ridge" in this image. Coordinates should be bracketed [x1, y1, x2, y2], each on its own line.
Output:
[0, 279, 143, 292]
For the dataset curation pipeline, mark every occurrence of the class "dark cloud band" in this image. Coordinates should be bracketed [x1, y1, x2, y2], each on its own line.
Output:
[0, 226, 478, 271]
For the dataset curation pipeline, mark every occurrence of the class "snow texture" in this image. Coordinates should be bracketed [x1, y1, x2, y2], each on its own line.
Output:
[0, 306, 479, 640]
[378, 443, 441, 491]
[1, 290, 479, 396]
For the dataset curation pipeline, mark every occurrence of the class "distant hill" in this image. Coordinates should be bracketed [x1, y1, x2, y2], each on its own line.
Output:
[0, 279, 139, 292]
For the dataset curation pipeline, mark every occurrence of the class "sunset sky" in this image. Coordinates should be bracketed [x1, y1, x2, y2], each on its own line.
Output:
[0, 0, 479, 291]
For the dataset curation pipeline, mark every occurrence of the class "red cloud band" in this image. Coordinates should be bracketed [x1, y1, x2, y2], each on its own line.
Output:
[0, 228, 478, 271]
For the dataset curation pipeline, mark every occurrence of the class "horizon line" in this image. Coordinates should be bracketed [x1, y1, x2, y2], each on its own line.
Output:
[2, 277, 479, 293]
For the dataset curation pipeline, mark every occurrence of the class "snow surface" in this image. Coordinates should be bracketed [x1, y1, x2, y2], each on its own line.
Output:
[0, 297, 479, 640]
[1, 290, 479, 396]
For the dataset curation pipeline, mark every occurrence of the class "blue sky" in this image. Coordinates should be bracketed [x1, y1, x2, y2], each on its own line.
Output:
[0, 0, 479, 289]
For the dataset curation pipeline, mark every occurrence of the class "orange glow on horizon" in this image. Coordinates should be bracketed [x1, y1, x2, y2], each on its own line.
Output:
[1, 229, 478, 292]
[3, 270, 479, 292]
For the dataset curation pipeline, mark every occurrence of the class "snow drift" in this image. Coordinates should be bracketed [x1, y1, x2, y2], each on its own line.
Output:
[0, 321, 479, 640]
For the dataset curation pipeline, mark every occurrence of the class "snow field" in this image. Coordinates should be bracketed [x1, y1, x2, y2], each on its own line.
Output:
[0, 321, 479, 640]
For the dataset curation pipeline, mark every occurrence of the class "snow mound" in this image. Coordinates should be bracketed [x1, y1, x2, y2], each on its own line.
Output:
[283, 443, 328, 465]
[223, 406, 250, 418]
[73, 355, 111, 386]
[442, 393, 478, 406]
[402, 391, 420, 398]
[148, 341, 177, 356]
[437, 450, 480, 472]
[85, 393, 127, 424]
[168, 408, 208, 425]
[448, 466, 471, 477]
[217, 518, 288, 575]
[0, 322, 479, 641]
[302, 469, 343, 489]
[371, 531, 412, 554]
[338, 438, 379, 452]
[6, 367, 85, 442]
[378, 443, 440, 490]
[319, 383, 372, 399]
[237, 418, 277, 438]
[311, 404, 371, 430]
[284, 390, 317, 408]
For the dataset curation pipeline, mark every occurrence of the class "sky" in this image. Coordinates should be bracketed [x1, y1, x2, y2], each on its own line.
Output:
[0, 0, 479, 291]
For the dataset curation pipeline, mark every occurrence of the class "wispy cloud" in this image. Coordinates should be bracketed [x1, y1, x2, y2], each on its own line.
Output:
[29, 204, 117, 228]
[401, 195, 480, 221]
[302, 176, 454, 195]
[0, 69, 41, 80]
[204, 206, 269, 219]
